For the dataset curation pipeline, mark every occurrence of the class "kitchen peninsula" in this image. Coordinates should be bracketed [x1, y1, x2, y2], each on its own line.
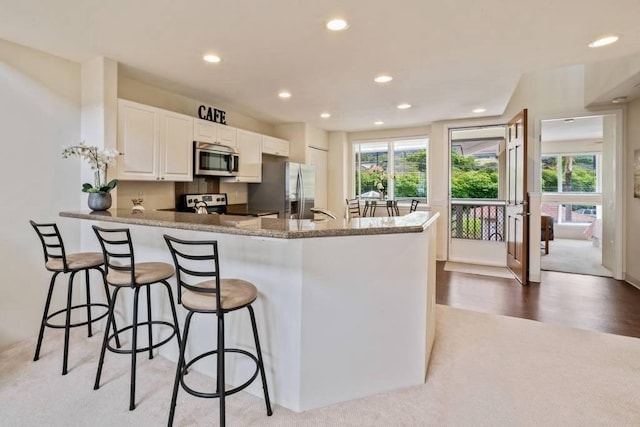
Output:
[60, 209, 439, 412]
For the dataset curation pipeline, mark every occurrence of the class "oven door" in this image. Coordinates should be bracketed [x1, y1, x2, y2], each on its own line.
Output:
[195, 143, 238, 176]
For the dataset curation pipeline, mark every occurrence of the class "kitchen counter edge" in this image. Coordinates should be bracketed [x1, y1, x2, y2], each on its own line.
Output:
[59, 210, 439, 239]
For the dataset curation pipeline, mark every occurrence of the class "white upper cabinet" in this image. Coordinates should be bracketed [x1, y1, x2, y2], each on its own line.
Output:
[194, 119, 237, 151]
[221, 129, 262, 183]
[262, 135, 290, 157]
[117, 99, 193, 182]
[159, 111, 194, 181]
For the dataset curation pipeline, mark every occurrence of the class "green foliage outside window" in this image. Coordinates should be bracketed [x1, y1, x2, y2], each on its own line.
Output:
[355, 142, 427, 199]
[541, 155, 596, 193]
[450, 152, 498, 199]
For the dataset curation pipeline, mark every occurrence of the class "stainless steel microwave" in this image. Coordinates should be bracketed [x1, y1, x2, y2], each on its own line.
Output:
[194, 141, 239, 176]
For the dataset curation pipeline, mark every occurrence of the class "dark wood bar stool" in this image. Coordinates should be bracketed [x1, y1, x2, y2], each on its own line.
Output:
[345, 198, 361, 218]
[386, 200, 400, 216]
[29, 221, 119, 375]
[92, 225, 181, 411]
[164, 235, 272, 427]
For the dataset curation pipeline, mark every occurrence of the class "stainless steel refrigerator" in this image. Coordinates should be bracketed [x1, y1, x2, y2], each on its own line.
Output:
[248, 159, 315, 219]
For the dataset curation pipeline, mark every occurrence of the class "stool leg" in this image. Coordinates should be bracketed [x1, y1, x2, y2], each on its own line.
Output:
[34, 271, 60, 362]
[217, 313, 226, 427]
[95, 286, 120, 390]
[98, 268, 121, 348]
[62, 271, 77, 375]
[168, 310, 192, 427]
[247, 305, 273, 416]
[130, 286, 141, 411]
[162, 281, 182, 349]
[146, 285, 153, 360]
[85, 269, 93, 338]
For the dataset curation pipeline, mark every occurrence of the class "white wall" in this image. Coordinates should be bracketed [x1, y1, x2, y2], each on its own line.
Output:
[118, 75, 275, 135]
[306, 125, 329, 151]
[327, 132, 349, 216]
[625, 98, 640, 287]
[0, 39, 81, 349]
[584, 53, 640, 106]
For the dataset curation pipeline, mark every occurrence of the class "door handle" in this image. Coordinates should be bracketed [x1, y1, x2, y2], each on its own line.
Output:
[516, 212, 530, 216]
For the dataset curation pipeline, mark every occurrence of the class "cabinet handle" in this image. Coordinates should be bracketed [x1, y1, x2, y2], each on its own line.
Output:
[161, 177, 165, 180]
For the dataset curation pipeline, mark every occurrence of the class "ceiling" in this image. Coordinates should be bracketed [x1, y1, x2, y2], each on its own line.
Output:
[541, 116, 603, 143]
[1, 0, 640, 132]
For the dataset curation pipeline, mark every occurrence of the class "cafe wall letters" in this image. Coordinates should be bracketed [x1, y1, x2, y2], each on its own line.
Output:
[198, 105, 226, 125]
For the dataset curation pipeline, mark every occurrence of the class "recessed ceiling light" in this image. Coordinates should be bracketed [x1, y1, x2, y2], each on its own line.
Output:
[374, 75, 393, 83]
[327, 19, 349, 31]
[203, 54, 221, 63]
[320, 112, 331, 118]
[278, 91, 291, 99]
[588, 35, 619, 48]
[374, 121, 384, 126]
[472, 108, 487, 113]
[612, 96, 627, 104]
[397, 103, 411, 110]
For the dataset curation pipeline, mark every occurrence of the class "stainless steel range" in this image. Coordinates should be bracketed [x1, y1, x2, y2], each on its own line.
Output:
[179, 193, 228, 214]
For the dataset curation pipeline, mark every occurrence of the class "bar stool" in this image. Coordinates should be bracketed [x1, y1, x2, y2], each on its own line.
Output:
[29, 220, 119, 375]
[164, 235, 272, 427]
[386, 200, 400, 216]
[92, 225, 181, 411]
[345, 198, 361, 218]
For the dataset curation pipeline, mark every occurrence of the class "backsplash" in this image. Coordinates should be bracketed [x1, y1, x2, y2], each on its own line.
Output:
[116, 181, 176, 210]
[174, 177, 220, 207]
[116, 177, 248, 210]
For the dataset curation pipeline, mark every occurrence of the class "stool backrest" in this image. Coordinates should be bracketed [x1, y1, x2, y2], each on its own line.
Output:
[92, 225, 137, 285]
[29, 220, 69, 271]
[345, 198, 361, 218]
[163, 235, 221, 307]
[410, 199, 420, 213]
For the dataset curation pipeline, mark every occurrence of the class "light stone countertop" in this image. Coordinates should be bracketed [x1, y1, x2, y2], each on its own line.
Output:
[60, 209, 438, 239]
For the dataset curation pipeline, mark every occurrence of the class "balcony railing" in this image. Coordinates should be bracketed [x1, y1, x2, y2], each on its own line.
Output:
[450, 199, 506, 242]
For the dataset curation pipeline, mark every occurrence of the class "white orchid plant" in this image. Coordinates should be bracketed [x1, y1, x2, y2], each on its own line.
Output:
[61, 142, 119, 193]
[370, 164, 394, 193]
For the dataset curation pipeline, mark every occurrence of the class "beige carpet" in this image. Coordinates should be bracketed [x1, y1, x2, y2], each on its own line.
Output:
[1, 306, 639, 426]
[541, 238, 613, 277]
[444, 261, 514, 279]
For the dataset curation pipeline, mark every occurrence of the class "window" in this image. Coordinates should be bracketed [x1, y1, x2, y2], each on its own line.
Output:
[541, 153, 600, 224]
[541, 154, 599, 193]
[353, 138, 428, 201]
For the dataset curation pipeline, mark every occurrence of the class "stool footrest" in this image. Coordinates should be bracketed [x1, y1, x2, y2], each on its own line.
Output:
[44, 303, 110, 329]
[106, 320, 178, 355]
[180, 348, 260, 399]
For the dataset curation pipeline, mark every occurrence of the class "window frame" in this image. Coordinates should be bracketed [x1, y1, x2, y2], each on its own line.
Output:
[352, 136, 429, 203]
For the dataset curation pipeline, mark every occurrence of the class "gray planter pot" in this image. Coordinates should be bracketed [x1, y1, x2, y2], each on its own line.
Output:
[88, 193, 112, 211]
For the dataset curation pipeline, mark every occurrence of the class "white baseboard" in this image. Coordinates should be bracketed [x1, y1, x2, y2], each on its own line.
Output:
[624, 273, 640, 290]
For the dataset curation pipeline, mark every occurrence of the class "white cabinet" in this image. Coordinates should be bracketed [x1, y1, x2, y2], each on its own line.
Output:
[262, 135, 290, 157]
[117, 99, 193, 181]
[193, 119, 237, 150]
[221, 129, 262, 183]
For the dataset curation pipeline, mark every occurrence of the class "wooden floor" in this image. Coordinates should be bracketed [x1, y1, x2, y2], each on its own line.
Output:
[436, 262, 640, 339]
